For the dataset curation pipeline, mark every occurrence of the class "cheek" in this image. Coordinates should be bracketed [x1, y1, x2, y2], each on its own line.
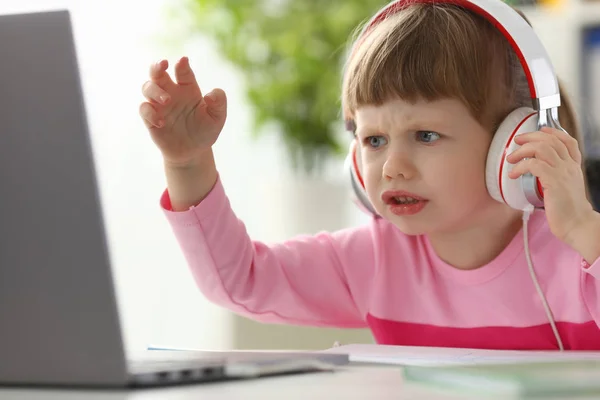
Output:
[360, 157, 385, 202]
[362, 156, 384, 183]
[429, 154, 489, 198]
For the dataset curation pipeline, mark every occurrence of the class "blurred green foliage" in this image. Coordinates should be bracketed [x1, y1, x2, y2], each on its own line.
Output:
[178, 0, 388, 174]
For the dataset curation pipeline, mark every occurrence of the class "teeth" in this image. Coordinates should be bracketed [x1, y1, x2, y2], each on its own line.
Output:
[393, 196, 418, 204]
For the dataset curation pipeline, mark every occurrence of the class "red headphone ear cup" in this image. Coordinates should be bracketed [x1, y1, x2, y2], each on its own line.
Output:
[345, 140, 379, 217]
[485, 107, 539, 210]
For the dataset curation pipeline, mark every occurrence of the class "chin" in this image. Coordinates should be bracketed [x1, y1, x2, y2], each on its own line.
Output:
[377, 200, 474, 236]
[379, 210, 432, 236]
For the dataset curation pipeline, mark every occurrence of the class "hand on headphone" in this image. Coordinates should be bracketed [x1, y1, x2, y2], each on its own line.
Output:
[506, 126, 595, 244]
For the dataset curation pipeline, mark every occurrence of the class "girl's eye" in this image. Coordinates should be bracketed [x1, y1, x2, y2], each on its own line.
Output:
[366, 136, 387, 148]
[417, 131, 440, 143]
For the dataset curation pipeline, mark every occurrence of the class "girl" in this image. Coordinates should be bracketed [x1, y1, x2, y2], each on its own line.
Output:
[139, 0, 600, 350]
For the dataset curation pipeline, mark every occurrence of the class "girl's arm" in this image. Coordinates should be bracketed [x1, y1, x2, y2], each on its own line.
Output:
[160, 175, 376, 328]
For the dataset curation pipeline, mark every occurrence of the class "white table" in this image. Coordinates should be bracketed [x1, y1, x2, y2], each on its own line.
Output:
[0, 365, 478, 400]
[1, 364, 597, 400]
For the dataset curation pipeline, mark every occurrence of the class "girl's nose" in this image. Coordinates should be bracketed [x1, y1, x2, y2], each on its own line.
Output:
[382, 151, 416, 181]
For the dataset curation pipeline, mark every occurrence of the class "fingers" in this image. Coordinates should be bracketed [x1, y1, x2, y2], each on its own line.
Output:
[141, 80, 171, 105]
[514, 128, 579, 162]
[203, 88, 227, 121]
[541, 126, 583, 164]
[507, 127, 584, 182]
[174, 56, 199, 88]
[508, 157, 553, 181]
[149, 59, 176, 89]
[506, 141, 562, 167]
[139, 102, 164, 129]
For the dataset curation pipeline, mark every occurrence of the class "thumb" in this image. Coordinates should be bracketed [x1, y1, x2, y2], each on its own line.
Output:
[204, 89, 227, 121]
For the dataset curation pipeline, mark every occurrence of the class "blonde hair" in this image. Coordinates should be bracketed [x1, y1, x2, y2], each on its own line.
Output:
[342, 3, 583, 151]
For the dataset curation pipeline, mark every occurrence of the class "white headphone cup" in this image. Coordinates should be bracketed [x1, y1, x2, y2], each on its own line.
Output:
[345, 140, 378, 217]
[486, 107, 538, 209]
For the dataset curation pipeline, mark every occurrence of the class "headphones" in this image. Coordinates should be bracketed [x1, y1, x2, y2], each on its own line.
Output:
[344, 0, 566, 217]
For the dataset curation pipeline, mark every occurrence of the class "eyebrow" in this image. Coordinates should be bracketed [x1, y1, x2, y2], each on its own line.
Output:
[355, 125, 386, 137]
[355, 115, 456, 136]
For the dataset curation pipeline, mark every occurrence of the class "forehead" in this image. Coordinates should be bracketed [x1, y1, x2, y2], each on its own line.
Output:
[354, 97, 473, 131]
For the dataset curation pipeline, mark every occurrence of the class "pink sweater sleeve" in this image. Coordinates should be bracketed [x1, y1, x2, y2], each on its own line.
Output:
[160, 176, 375, 328]
[581, 256, 600, 325]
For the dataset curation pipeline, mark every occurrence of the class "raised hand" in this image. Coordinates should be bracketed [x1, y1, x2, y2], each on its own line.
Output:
[139, 57, 227, 167]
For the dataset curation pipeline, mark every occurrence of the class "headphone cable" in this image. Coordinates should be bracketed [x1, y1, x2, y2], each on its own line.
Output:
[522, 204, 565, 351]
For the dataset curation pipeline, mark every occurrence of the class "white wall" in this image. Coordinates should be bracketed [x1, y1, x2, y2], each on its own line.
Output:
[0, 0, 369, 356]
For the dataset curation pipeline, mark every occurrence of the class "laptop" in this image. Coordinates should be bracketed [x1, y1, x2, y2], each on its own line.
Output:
[0, 9, 348, 388]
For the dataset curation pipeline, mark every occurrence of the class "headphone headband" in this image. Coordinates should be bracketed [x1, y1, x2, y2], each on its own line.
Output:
[350, 0, 560, 110]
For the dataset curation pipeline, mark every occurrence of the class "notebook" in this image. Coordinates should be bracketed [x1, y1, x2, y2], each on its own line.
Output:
[403, 360, 600, 397]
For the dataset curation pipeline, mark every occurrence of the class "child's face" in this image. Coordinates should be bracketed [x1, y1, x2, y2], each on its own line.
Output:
[354, 97, 502, 235]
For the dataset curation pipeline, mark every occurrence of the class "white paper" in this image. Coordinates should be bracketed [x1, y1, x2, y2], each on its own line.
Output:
[324, 344, 600, 366]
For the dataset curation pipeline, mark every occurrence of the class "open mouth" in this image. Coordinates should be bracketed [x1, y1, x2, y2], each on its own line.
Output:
[389, 196, 421, 205]
[381, 191, 429, 215]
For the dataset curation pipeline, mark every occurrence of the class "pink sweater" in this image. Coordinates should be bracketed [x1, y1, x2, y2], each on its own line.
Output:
[161, 176, 600, 350]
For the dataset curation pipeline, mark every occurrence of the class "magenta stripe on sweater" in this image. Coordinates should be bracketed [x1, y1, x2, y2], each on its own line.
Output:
[367, 314, 600, 350]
